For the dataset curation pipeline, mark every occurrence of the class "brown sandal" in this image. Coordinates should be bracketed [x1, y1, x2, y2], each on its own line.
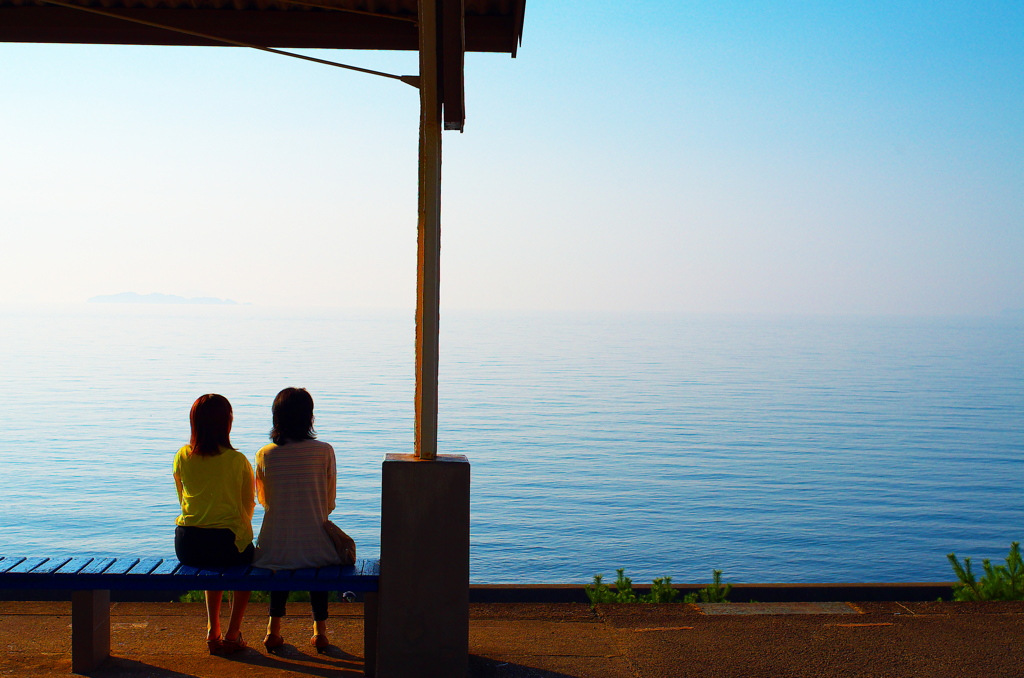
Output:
[207, 635, 223, 655]
[310, 634, 329, 653]
[220, 633, 248, 654]
[263, 633, 285, 652]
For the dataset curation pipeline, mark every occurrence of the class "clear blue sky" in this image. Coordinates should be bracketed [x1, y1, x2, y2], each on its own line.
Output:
[1, 0, 1021, 313]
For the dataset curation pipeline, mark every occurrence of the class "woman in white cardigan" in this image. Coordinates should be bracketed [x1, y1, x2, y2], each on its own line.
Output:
[253, 387, 342, 653]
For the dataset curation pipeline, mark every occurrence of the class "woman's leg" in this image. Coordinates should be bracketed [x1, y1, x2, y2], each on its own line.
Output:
[225, 591, 251, 642]
[267, 591, 289, 638]
[223, 538, 254, 642]
[310, 591, 329, 638]
[177, 527, 253, 646]
[205, 591, 223, 640]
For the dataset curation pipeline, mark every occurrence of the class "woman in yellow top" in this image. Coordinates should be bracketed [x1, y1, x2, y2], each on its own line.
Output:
[173, 393, 256, 655]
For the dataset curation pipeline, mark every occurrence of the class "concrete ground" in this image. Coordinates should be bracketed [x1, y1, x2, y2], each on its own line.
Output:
[1, 600, 1022, 677]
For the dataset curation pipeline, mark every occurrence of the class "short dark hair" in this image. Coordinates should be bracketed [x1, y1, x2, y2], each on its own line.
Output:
[270, 387, 316, 445]
[189, 394, 234, 457]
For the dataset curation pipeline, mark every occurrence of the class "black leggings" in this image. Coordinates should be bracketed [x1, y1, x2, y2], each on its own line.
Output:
[175, 526, 254, 569]
[269, 591, 329, 621]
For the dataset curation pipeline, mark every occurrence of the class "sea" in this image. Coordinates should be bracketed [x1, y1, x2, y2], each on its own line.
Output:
[1, 304, 1021, 584]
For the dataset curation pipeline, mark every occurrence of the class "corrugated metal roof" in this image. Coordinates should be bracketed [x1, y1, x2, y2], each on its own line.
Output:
[0, 0, 525, 52]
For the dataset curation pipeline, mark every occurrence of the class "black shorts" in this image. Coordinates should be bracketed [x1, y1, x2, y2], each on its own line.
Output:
[174, 526, 254, 568]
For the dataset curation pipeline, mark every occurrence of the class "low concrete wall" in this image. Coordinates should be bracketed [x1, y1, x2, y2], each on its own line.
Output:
[1, 582, 958, 604]
[0, 589, 187, 602]
[468, 582, 957, 603]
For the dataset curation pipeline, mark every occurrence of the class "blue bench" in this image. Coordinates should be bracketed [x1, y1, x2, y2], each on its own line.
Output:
[0, 555, 380, 674]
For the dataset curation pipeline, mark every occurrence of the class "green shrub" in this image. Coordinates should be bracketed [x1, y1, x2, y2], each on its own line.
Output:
[947, 541, 1024, 601]
[586, 568, 723, 606]
[681, 569, 732, 603]
[585, 569, 637, 604]
[645, 576, 680, 603]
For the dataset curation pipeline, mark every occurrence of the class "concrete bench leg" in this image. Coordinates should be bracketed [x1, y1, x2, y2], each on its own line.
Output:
[72, 589, 110, 673]
[364, 591, 379, 677]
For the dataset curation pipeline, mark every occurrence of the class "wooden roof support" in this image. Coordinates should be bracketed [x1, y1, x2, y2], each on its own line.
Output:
[441, 0, 465, 131]
[414, 0, 442, 460]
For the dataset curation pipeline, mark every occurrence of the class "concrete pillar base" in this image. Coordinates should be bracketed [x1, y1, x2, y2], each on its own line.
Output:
[72, 589, 110, 673]
[363, 591, 379, 676]
[377, 453, 469, 678]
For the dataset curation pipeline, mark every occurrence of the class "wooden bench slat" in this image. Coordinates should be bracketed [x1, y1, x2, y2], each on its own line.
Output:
[316, 565, 342, 580]
[55, 557, 95, 575]
[361, 559, 380, 577]
[292, 568, 318, 580]
[219, 565, 251, 579]
[79, 557, 116, 575]
[0, 557, 26, 574]
[247, 567, 274, 578]
[127, 558, 163, 576]
[8, 557, 48, 574]
[150, 560, 180, 576]
[31, 557, 72, 575]
[102, 558, 140, 576]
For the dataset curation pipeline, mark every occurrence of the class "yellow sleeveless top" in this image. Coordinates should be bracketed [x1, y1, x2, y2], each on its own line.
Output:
[173, 445, 255, 553]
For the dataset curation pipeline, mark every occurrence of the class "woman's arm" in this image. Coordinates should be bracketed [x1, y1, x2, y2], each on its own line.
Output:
[254, 448, 268, 508]
[172, 447, 185, 508]
[174, 473, 184, 508]
[241, 457, 256, 522]
[326, 446, 337, 515]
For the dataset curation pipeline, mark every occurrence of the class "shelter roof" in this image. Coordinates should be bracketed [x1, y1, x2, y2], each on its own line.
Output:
[0, 0, 525, 53]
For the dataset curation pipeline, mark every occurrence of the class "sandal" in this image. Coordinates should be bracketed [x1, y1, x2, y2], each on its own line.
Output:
[310, 634, 329, 653]
[207, 635, 223, 655]
[221, 633, 248, 654]
[263, 633, 285, 653]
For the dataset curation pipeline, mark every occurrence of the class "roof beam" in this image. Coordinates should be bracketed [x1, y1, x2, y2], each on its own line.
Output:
[0, 5, 519, 52]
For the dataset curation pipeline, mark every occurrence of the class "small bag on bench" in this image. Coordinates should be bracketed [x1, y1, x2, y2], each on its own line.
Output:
[323, 521, 356, 566]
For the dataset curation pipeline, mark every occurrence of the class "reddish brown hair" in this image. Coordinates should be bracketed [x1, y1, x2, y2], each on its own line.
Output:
[189, 394, 234, 457]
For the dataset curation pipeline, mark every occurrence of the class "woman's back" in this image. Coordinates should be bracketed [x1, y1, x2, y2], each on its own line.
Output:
[175, 446, 254, 534]
[253, 439, 340, 570]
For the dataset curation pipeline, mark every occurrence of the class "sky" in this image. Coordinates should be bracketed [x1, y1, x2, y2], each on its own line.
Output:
[0, 0, 1021, 314]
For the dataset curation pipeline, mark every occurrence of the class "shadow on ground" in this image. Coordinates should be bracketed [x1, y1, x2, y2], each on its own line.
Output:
[470, 655, 580, 678]
[91, 657, 201, 677]
[222, 642, 364, 676]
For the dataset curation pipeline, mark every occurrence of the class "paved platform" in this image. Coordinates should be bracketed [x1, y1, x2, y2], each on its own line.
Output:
[1, 600, 1022, 677]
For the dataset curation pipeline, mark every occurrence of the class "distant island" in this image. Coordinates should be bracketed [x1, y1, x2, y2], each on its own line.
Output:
[88, 292, 243, 305]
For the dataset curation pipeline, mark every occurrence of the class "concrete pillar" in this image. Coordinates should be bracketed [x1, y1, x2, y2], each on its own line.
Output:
[363, 591, 379, 676]
[377, 453, 470, 677]
[72, 589, 110, 673]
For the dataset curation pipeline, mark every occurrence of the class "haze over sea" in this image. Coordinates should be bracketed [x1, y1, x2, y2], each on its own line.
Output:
[1, 304, 1021, 584]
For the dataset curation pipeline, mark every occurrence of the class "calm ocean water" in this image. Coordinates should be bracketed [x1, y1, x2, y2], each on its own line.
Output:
[0, 305, 1021, 584]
